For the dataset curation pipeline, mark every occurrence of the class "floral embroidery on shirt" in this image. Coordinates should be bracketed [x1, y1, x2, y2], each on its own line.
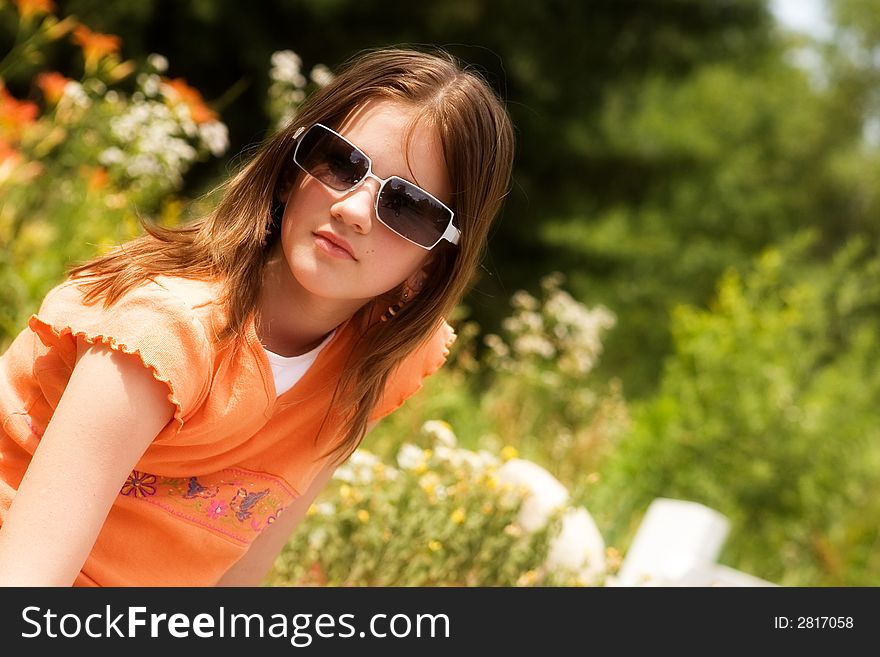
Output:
[205, 499, 227, 519]
[118, 468, 297, 544]
[184, 476, 219, 499]
[120, 471, 157, 498]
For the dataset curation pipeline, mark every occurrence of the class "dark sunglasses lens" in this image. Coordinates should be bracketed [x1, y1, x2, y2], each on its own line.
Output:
[378, 178, 452, 248]
[296, 127, 368, 190]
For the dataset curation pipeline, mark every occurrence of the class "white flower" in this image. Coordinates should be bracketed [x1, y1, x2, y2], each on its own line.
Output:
[147, 53, 169, 73]
[98, 147, 125, 166]
[496, 458, 569, 532]
[418, 472, 447, 500]
[270, 50, 307, 87]
[349, 449, 381, 469]
[332, 466, 356, 483]
[137, 73, 161, 97]
[545, 507, 607, 584]
[198, 121, 229, 156]
[334, 448, 383, 485]
[308, 527, 328, 549]
[396, 443, 425, 470]
[315, 502, 335, 516]
[511, 290, 539, 311]
[421, 420, 457, 448]
[476, 450, 501, 469]
[513, 334, 556, 359]
[433, 445, 463, 468]
[484, 333, 510, 358]
[62, 81, 90, 109]
[309, 63, 334, 87]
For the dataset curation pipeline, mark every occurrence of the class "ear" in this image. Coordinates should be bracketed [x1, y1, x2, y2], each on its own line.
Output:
[404, 260, 432, 297]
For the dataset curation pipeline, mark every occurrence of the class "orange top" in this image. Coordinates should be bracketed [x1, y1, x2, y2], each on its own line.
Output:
[0, 276, 454, 586]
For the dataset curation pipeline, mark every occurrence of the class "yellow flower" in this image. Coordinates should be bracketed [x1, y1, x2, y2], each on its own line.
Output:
[605, 546, 623, 570]
[357, 509, 370, 523]
[517, 570, 540, 586]
[501, 445, 519, 461]
[450, 508, 466, 524]
[483, 474, 499, 490]
[306, 504, 317, 517]
[339, 484, 353, 501]
[428, 540, 442, 552]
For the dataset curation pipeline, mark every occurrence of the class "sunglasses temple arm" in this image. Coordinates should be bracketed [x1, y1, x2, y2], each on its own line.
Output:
[442, 223, 461, 246]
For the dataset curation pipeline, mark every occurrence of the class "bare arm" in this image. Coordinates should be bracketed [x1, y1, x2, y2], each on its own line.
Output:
[215, 423, 377, 587]
[0, 338, 175, 586]
[214, 459, 337, 586]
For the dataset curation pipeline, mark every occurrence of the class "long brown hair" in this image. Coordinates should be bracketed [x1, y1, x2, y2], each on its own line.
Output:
[70, 47, 515, 463]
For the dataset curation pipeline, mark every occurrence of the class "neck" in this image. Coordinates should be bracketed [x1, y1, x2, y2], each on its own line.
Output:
[256, 245, 364, 357]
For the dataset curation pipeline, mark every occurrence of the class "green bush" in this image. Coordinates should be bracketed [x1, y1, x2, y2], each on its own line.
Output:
[592, 233, 880, 585]
[267, 422, 565, 587]
[0, 3, 228, 346]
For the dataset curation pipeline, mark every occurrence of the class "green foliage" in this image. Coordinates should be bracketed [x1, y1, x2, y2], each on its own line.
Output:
[4, 1, 880, 586]
[0, 4, 228, 347]
[592, 234, 880, 585]
[369, 275, 629, 490]
[267, 425, 562, 587]
[544, 48, 879, 394]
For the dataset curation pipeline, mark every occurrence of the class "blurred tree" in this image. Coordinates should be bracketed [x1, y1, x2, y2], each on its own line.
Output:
[7, 1, 871, 397]
[35, 0, 781, 393]
[591, 233, 880, 585]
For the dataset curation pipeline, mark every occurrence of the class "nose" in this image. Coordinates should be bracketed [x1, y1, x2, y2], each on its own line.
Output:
[330, 177, 379, 234]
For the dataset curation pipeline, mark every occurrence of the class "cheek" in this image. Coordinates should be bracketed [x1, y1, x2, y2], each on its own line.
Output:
[371, 232, 430, 270]
[283, 178, 329, 220]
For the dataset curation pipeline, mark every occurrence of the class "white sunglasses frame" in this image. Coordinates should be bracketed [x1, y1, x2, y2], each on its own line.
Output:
[291, 124, 460, 250]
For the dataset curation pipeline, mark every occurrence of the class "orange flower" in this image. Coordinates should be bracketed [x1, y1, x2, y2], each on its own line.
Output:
[0, 83, 39, 142]
[81, 164, 109, 193]
[72, 24, 121, 71]
[36, 71, 71, 106]
[161, 77, 218, 124]
[13, 0, 56, 21]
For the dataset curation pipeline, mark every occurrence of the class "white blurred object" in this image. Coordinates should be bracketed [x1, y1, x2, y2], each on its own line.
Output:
[496, 458, 569, 531]
[614, 498, 732, 586]
[702, 564, 776, 587]
[546, 507, 606, 584]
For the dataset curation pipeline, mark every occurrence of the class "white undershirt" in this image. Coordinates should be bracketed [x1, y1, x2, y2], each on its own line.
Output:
[263, 330, 335, 397]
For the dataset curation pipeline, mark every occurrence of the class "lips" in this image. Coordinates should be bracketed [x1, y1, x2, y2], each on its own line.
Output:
[314, 230, 357, 260]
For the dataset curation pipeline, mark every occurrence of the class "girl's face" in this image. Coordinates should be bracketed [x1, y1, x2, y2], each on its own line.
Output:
[278, 99, 451, 311]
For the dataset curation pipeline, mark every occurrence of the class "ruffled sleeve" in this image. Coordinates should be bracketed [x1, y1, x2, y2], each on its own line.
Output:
[369, 320, 456, 423]
[27, 278, 213, 434]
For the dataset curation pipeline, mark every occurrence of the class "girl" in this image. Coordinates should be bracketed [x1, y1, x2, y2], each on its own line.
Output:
[0, 47, 514, 586]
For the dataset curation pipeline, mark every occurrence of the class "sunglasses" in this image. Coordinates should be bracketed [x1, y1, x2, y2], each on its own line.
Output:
[291, 123, 460, 250]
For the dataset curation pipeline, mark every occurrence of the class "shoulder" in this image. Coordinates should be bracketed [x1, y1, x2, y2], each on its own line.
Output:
[29, 275, 223, 424]
[36, 275, 222, 344]
[369, 319, 456, 422]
